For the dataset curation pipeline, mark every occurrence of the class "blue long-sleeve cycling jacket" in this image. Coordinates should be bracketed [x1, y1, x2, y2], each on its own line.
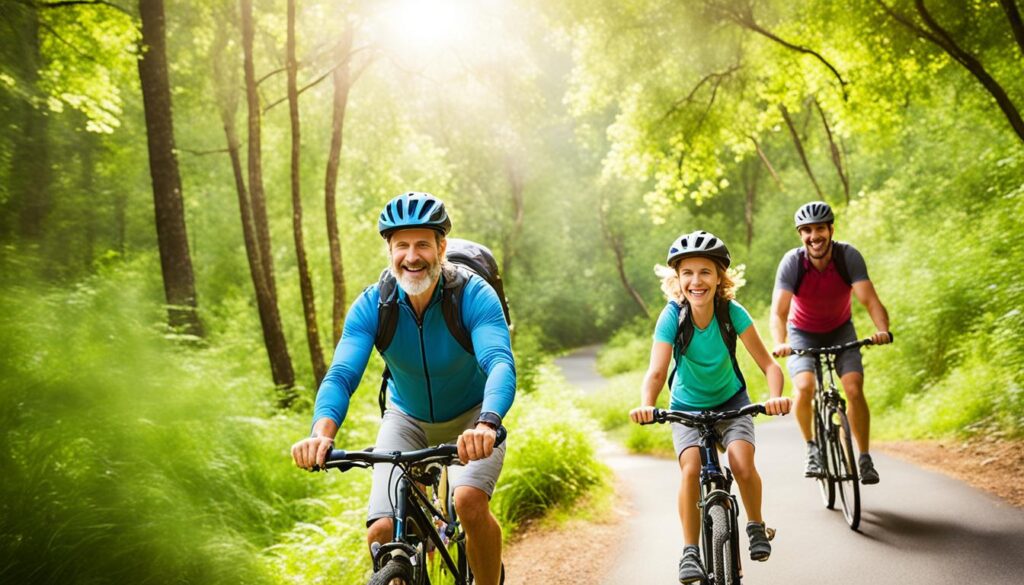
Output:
[312, 271, 516, 429]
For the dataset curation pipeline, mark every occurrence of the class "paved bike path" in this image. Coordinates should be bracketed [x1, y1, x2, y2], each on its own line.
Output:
[555, 346, 1024, 585]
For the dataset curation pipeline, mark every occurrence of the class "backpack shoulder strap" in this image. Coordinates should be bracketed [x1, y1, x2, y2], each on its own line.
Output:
[793, 248, 808, 295]
[831, 241, 853, 286]
[717, 298, 747, 392]
[374, 269, 400, 354]
[440, 264, 474, 355]
[374, 269, 401, 417]
[714, 298, 737, 357]
[667, 300, 693, 390]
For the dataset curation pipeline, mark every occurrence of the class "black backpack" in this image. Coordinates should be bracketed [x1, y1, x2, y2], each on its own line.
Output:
[373, 238, 511, 415]
[794, 241, 852, 294]
[667, 297, 746, 395]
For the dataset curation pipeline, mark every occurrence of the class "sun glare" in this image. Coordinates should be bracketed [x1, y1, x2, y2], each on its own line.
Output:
[380, 0, 474, 54]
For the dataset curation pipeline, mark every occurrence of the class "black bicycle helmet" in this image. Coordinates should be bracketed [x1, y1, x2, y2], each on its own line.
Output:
[794, 201, 834, 227]
[377, 192, 452, 238]
[666, 230, 731, 268]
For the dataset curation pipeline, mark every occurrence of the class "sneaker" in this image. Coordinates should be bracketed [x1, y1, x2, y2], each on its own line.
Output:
[678, 544, 706, 584]
[804, 442, 824, 478]
[859, 453, 880, 485]
[746, 522, 772, 562]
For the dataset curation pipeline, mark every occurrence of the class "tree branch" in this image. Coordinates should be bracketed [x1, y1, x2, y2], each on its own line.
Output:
[748, 134, 783, 189]
[179, 146, 233, 156]
[263, 44, 373, 114]
[38, 0, 132, 17]
[813, 97, 849, 203]
[779, 103, 823, 198]
[1000, 0, 1024, 57]
[662, 64, 741, 120]
[713, 1, 848, 99]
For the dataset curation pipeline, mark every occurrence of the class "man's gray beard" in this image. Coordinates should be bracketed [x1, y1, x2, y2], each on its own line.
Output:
[392, 260, 441, 296]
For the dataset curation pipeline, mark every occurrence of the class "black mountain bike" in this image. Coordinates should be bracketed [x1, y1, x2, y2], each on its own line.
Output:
[793, 335, 891, 531]
[644, 403, 771, 585]
[316, 428, 507, 585]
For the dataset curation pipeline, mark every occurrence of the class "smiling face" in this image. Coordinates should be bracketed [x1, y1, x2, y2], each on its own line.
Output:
[388, 228, 446, 297]
[675, 256, 721, 309]
[797, 222, 834, 260]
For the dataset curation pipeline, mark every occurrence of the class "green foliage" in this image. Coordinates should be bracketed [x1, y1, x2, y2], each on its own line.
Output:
[492, 363, 609, 531]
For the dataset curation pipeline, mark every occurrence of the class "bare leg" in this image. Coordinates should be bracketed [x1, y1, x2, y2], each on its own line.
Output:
[792, 371, 816, 442]
[726, 440, 762, 523]
[454, 486, 502, 585]
[840, 372, 869, 453]
[679, 447, 702, 545]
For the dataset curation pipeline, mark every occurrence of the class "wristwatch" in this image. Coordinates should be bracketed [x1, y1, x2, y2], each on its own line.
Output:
[474, 411, 502, 430]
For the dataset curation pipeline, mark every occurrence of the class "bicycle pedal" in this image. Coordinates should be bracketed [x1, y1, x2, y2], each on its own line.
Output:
[765, 526, 776, 541]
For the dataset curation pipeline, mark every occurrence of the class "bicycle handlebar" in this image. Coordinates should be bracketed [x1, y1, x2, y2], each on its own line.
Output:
[790, 332, 894, 357]
[315, 426, 508, 472]
[643, 403, 767, 427]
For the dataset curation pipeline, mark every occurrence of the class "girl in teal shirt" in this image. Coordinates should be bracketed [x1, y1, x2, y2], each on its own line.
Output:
[630, 231, 791, 584]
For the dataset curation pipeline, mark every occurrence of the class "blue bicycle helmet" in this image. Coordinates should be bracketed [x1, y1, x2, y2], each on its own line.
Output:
[377, 192, 452, 238]
[666, 230, 731, 268]
[794, 201, 834, 227]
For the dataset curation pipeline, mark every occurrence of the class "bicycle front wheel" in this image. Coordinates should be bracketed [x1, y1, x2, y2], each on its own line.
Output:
[707, 504, 738, 585]
[369, 558, 414, 585]
[814, 408, 836, 510]
[832, 409, 861, 530]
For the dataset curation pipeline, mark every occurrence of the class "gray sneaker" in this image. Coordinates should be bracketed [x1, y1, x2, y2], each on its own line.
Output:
[746, 522, 773, 561]
[805, 442, 824, 478]
[859, 453, 880, 484]
[678, 544, 706, 584]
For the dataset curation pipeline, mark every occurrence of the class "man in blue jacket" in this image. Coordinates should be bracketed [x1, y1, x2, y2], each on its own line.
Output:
[292, 192, 516, 585]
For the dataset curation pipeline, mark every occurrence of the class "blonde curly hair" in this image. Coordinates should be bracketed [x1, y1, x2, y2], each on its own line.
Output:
[655, 258, 740, 303]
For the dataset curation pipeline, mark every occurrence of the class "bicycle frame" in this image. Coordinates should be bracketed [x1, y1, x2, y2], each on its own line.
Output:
[695, 423, 742, 585]
[649, 404, 765, 585]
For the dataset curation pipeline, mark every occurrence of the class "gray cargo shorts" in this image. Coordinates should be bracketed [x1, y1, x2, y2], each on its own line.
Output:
[367, 405, 505, 525]
[786, 320, 863, 379]
[672, 390, 756, 459]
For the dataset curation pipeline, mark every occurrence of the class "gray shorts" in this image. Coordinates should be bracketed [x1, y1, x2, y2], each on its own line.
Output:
[367, 405, 505, 525]
[672, 391, 756, 458]
[786, 320, 863, 378]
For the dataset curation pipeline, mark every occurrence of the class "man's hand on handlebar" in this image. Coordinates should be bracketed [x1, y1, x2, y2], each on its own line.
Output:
[457, 424, 497, 465]
[870, 331, 893, 345]
[291, 435, 335, 471]
[772, 343, 792, 358]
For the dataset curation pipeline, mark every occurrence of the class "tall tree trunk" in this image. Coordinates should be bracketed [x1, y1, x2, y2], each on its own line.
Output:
[4, 3, 51, 240]
[241, 0, 278, 299]
[779, 104, 824, 199]
[324, 26, 354, 345]
[599, 203, 649, 318]
[501, 155, 525, 278]
[287, 0, 327, 385]
[1001, 0, 1024, 57]
[213, 18, 295, 397]
[137, 0, 203, 337]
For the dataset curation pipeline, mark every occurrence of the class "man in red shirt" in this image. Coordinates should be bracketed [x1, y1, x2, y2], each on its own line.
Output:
[770, 202, 892, 484]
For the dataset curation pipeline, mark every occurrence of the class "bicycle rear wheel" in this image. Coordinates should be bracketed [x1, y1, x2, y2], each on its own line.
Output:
[707, 504, 738, 585]
[832, 409, 861, 530]
[814, 408, 835, 509]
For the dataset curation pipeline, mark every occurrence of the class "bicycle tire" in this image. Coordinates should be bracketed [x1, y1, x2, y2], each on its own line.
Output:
[708, 504, 735, 585]
[833, 409, 861, 530]
[369, 558, 414, 585]
[814, 407, 836, 509]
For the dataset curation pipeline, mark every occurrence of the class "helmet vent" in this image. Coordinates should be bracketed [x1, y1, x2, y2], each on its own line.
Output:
[421, 199, 435, 217]
[385, 206, 395, 223]
[694, 236, 705, 248]
[396, 198, 405, 219]
[408, 198, 420, 217]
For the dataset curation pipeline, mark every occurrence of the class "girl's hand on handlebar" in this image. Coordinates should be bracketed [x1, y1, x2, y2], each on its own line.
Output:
[291, 435, 335, 470]
[629, 406, 656, 424]
[763, 397, 792, 416]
